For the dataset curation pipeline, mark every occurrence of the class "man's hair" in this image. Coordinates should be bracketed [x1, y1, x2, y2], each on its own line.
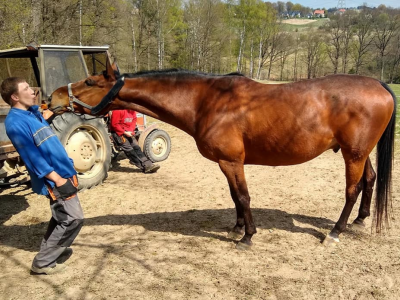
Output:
[1, 77, 26, 106]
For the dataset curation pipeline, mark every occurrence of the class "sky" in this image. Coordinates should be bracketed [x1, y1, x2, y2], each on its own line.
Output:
[285, 0, 400, 9]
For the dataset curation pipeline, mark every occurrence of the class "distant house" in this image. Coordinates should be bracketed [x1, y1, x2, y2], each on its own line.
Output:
[291, 11, 302, 18]
[281, 11, 301, 18]
[281, 11, 290, 19]
[335, 8, 346, 15]
[313, 9, 325, 17]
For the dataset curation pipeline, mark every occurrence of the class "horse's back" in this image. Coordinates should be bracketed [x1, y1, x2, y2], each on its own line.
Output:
[202, 75, 394, 166]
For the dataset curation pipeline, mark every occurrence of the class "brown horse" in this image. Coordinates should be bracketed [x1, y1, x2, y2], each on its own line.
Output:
[50, 63, 396, 249]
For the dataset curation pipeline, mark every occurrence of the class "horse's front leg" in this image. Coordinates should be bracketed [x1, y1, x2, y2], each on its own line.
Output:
[219, 160, 256, 250]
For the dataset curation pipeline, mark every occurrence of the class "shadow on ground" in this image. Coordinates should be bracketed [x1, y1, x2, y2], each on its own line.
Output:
[0, 206, 334, 251]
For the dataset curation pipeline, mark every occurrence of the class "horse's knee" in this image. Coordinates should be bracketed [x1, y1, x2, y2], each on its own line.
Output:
[363, 159, 376, 187]
[366, 169, 376, 186]
[347, 181, 363, 202]
[237, 194, 251, 206]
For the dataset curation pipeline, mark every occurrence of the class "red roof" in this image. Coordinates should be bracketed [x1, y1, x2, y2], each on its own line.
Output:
[314, 10, 325, 14]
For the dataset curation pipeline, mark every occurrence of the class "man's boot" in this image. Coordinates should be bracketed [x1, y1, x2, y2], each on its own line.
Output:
[125, 149, 143, 170]
[132, 145, 160, 173]
[126, 149, 160, 173]
[141, 159, 160, 174]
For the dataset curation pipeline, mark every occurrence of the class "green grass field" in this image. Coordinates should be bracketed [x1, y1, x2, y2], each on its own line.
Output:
[388, 84, 400, 99]
[388, 84, 400, 153]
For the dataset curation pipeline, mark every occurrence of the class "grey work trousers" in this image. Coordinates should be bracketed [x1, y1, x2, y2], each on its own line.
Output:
[112, 132, 152, 169]
[32, 182, 84, 269]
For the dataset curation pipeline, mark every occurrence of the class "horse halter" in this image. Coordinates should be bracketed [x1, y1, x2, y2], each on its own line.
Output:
[67, 76, 125, 115]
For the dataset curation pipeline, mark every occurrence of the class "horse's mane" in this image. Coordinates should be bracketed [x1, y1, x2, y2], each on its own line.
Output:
[117, 69, 245, 79]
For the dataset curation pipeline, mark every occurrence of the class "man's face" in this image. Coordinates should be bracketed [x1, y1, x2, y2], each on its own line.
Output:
[12, 81, 36, 109]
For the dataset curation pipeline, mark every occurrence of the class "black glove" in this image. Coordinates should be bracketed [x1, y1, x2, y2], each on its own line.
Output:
[56, 179, 78, 200]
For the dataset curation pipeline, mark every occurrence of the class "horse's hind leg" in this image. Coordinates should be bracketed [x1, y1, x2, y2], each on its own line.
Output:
[219, 160, 256, 250]
[352, 157, 376, 230]
[323, 156, 366, 246]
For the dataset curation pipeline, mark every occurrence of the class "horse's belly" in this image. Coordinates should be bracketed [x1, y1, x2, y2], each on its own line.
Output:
[244, 151, 320, 166]
[244, 140, 337, 166]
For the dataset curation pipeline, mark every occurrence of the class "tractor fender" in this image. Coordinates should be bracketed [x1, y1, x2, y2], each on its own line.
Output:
[138, 124, 159, 150]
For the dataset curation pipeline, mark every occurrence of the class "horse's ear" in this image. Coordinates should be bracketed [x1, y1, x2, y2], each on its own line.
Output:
[113, 61, 121, 78]
[105, 58, 117, 81]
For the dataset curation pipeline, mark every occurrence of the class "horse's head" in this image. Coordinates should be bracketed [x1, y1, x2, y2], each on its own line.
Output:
[50, 61, 123, 115]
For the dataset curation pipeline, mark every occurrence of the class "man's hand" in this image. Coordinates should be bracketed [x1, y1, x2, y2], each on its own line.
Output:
[42, 109, 54, 120]
[57, 179, 78, 200]
[45, 171, 77, 200]
[55, 177, 68, 187]
[45, 171, 67, 187]
[124, 131, 133, 137]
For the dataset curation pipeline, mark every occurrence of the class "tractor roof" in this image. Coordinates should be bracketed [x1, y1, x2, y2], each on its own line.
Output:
[0, 44, 109, 58]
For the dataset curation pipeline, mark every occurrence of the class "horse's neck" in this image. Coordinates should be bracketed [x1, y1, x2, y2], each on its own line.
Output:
[117, 78, 203, 136]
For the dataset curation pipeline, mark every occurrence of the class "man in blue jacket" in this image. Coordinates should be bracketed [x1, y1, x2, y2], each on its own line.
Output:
[1, 77, 84, 275]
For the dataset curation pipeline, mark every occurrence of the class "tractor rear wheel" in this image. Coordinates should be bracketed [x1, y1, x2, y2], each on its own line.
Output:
[50, 113, 111, 190]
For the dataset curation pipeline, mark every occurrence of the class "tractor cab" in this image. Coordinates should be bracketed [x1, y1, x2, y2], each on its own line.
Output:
[0, 44, 171, 190]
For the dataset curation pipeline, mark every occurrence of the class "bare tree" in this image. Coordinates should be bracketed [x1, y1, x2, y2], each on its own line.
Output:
[278, 34, 293, 81]
[373, 11, 400, 81]
[184, 0, 226, 72]
[302, 31, 323, 79]
[292, 30, 301, 81]
[387, 33, 400, 83]
[266, 31, 288, 80]
[351, 10, 374, 74]
[255, 4, 280, 79]
[341, 11, 356, 73]
[325, 17, 342, 74]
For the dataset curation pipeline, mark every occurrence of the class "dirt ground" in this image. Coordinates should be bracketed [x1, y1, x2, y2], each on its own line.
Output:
[1, 122, 400, 300]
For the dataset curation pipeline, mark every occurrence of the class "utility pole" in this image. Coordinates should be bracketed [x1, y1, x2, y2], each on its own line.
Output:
[337, 0, 345, 8]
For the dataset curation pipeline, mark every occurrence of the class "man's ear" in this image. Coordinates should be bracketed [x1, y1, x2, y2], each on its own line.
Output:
[10, 93, 19, 102]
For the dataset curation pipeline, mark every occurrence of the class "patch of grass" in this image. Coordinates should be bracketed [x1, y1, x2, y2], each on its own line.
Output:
[388, 84, 400, 154]
[388, 84, 400, 99]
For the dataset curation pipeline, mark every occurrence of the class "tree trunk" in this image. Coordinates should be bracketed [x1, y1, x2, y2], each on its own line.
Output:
[130, 10, 138, 72]
[32, 0, 42, 42]
[237, 24, 245, 72]
[256, 38, 263, 79]
[249, 39, 254, 78]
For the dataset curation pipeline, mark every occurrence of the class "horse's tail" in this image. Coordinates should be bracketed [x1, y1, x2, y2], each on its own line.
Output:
[374, 82, 397, 233]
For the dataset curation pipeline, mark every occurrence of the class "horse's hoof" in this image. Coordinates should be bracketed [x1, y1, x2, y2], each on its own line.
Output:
[227, 231, 244, 240]
[350, 221, 366, 232]
[322, 234, 340, 247]
[236, 242, 252, 251]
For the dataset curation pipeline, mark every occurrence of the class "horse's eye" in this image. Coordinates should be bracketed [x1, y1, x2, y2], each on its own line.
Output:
[85, 79, 95, 86]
